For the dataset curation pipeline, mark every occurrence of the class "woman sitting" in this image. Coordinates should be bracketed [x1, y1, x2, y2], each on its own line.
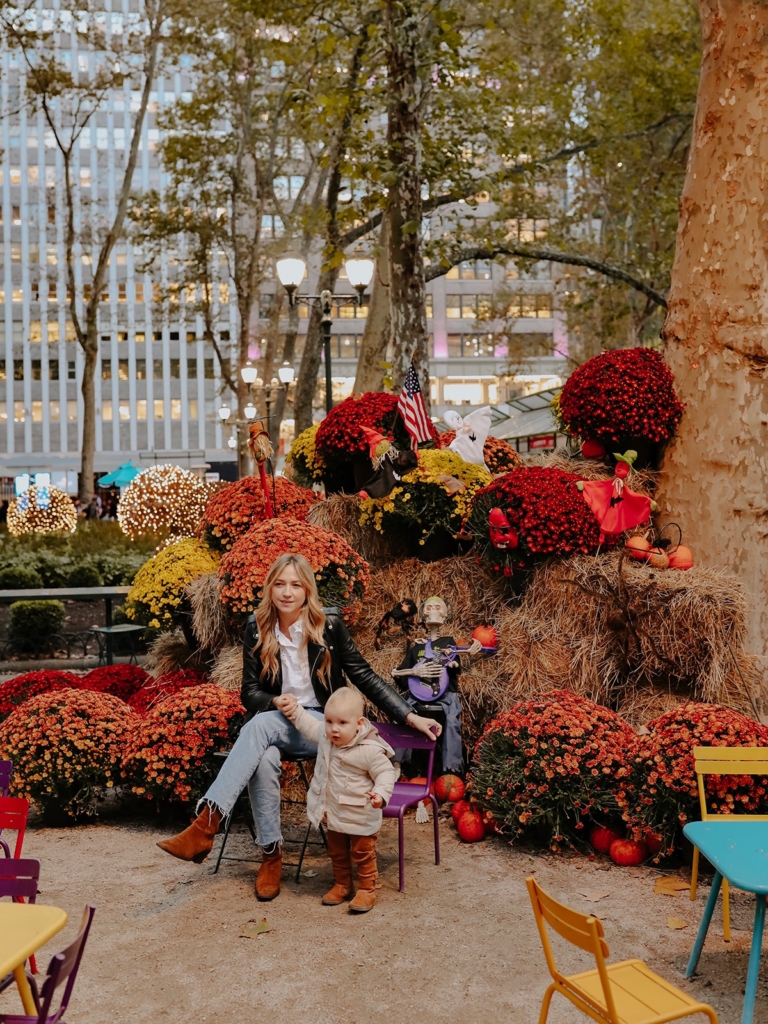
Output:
[157, 552, 441, 900]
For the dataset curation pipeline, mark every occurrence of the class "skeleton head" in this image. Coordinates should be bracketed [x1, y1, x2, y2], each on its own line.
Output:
[420, 595, 452, 626]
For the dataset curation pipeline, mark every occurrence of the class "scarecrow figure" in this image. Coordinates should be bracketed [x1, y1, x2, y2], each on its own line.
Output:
[391, 595, 482, 777]
[248, 420, 275, 518]
[443, 407, 492, 469]
[578, 450, 655, 543]
[358, 426, 417, 499]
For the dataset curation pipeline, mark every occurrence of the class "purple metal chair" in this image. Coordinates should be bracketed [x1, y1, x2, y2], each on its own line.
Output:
[0, 761, 12, 798]
[374, 722, 440, 892]
[0, 905, 96, 1024]
[0, 859, 40, 987]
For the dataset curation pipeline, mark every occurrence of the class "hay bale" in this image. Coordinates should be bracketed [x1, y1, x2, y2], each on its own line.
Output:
[306, 494, 408, 565]
[145, 629, 213, 678]
[210, 644, 243, 693]
[186, 571, 241, 653]
[523, 449, 657, 497]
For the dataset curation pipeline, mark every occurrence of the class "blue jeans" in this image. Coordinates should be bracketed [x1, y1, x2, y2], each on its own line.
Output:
[200, 708, 323, 849]
[395, 692, 463, 773]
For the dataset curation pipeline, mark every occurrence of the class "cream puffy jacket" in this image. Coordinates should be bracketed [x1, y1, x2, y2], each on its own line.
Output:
[292, 707, 397, 836]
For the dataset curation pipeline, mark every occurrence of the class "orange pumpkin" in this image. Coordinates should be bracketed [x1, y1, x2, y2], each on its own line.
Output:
[646, 547, 669, 569]
[589, 824, 623, 855]
[609, 838, 648, 866]
[457, 809, 486, 843]
[471, 624, 499, 652]
[668, 544, 694, 570]
[434, 774, 466, 803]
[625, 536, 651, 561]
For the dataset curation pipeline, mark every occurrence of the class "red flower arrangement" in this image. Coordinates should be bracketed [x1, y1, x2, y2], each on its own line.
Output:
[315, 391, 434, 471]
[617, 702, 768, 853]
[199, 475, 319, 552]
[0, 689, 137, 819]
[218, 518, 369, 623]
[127, 669, 207, 715]
[467, 466, 611, 574]
[438, 432, 523, 475]
[558, 347, 683, 445]
[0, 670, 81, 721]
[81, 664, 150, 702]
[122, 684, 245, 804]
[470, 690, 638, 848]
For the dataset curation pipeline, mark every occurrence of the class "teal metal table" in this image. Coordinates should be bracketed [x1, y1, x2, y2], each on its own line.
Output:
[684, 820, 768, 1024]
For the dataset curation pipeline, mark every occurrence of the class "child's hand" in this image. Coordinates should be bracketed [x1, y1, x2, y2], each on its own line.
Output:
[367, 791, 384, 809]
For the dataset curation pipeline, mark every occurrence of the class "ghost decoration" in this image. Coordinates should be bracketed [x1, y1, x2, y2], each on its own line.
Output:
[443, 407, 492, 469]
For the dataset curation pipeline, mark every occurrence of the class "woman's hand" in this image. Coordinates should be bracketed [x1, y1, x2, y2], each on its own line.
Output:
[273, 693, 299, 719]
[405, 712, 442, 739]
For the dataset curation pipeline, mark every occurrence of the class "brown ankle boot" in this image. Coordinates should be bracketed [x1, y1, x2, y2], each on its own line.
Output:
[348, 834, 378, 913]
[322, 830, 354, 905]
[157, 807, 222, 863]
[255, 846, 282, 901]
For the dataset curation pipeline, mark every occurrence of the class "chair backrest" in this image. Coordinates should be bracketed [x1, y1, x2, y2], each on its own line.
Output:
[693, 746, 768, 822]
[373, 722, 437, 784]
[37, 905, 96, 1024]
[0, 795, 30, 858]
[0, 759, 12, 797]
[0, 856, 39, 902]
[526, 876, 617, 1024]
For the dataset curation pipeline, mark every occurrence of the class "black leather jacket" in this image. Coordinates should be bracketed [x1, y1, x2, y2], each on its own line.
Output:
[241, 609, 413, 724]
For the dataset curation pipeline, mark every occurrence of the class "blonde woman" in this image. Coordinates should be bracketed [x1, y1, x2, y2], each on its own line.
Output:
[158, 553, 441, 901]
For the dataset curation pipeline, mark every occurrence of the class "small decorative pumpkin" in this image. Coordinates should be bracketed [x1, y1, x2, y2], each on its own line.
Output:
[471, 624, 499, 654]
[609, 838, 649, 866]
[434, 773, 466, 804]
[643, 830, 663, 856]
[457, 809, 486, 843]
[667, 544, 694, 570]
[589, 824, 623, 855]
[646, 547, 669, 570]
[407, 776, 429, 793]
[451, 798, 471, 824]
[581, 439, 607, 459]
[625, 535, 651, 561]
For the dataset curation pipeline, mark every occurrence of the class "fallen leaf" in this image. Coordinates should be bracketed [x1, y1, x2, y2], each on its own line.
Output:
[302, 870, 317, 878]
[667, 917, 688, 930]
[628, 867, 652, 879]
[240, 918, 272, 938]
[654, 877, 690, 897]
[577, 889, 611, 903]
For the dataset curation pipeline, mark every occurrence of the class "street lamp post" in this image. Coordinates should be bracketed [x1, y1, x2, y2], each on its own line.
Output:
[276, 251, 374, 414]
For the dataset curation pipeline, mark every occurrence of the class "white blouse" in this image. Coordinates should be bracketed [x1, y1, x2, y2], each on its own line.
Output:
[275, 619, 318, 707]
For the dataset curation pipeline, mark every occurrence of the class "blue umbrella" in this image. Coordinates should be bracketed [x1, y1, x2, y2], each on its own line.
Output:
[97, 462, 141, 488]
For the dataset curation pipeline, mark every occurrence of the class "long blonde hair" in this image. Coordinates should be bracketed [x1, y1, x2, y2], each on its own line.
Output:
[254, 553, 331, 686]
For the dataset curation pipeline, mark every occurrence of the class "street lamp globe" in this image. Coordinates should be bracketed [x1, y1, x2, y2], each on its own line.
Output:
[276, 252, 306, 303]
[244, 401, 257, 418]
[241, 360, 258, 385]
[218, 404, 231, 421]
[227, 434, 237, 449]
[278, 361, 295, 385]
[345, 255, 374, 297]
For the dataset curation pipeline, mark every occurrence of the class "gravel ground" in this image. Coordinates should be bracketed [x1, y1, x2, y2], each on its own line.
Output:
[3, 808, 766, 1024]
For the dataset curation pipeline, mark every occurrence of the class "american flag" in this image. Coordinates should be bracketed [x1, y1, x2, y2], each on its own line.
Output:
[397, 363, 432, 446]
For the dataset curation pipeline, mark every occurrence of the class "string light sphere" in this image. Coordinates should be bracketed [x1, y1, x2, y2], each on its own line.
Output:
[7, 486, 77, 536]
[118, 465, 212, 541]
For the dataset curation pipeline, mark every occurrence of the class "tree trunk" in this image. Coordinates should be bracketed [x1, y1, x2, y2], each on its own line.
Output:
[79, 337, 98, 499]
[385, 0, 430, 404]
[354, 218, 391, 393]
[658, 0, 768, 669]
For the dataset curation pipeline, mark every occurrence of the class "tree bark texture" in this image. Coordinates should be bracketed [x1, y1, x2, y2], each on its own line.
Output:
[659, 0, 768, 666]
[354, 218, 391, 393]
[385, 0, 430, 404]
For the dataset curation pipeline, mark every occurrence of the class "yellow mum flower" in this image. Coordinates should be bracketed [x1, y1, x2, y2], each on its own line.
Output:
[126, 538, 220, 631]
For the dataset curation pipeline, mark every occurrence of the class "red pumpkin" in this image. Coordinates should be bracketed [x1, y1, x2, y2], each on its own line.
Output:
[589, 824, 623, 855]
[609, 838, 649, 866]
[434, 774, 466, 804]
[625, 536, 651, 561]
[457, 809, 486, 843]
[471, 624, 499, 652]
[451, 799, 470, 824]
[668, 544, 694, 570]
[647, 547, 669, 570]
[581, 439, 607, 459]
[643, 830, 663, 856]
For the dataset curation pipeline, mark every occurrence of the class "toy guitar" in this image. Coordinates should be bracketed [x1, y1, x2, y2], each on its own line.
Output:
[408, 638, 472, 702]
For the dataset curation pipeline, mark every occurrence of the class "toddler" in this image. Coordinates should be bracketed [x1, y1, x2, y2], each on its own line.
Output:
[287, 687, 396, 913]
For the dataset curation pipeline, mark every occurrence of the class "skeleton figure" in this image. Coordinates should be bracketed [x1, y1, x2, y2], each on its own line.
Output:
[443, 407, 492, 468]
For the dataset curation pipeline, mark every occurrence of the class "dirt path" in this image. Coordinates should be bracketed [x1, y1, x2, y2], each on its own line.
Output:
[3, 813, 765, 1024]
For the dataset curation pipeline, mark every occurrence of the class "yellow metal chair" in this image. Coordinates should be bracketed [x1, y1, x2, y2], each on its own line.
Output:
[689, 746, 768, 942]
[527, 876, 718, 1024]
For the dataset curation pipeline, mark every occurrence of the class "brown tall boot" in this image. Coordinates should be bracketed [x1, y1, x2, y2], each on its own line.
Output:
[322, 830, 354, 905]
[157, 807, 222, 863]
[255, 845, 282, 901]
[348, 834, 378, 913]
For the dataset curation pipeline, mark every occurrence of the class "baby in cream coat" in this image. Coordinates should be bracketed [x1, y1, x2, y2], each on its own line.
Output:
[287, 687, 396, 913]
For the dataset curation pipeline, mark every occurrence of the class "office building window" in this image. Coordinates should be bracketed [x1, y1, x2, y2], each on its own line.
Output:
[153, 399, 164, 419]
[13, 360, 23, 381]
[68, 361, 76, 381]
[136, 359, 146, 380]
[171, 398, 181, 420]
[153, 359, 163, 379]
[446, 295, 461, 319]
[461, 295, 477, 319]
[49, 401, 60, 422]
[136, 400, 147, 420]
[135, 331, 146, 342]
[49, 362, 59, 381]
[102, 401, 113, 421]
[188, 358, 197, 380]
[32, 401, 43, 422]
[189, 400, 198, 419]
[102, 360, 112, 380]
[118, 283, 127, 302]
[14, 402, 25, 422]
[119, 403, 131, 421]
[118, 359, 129, 381]
[170, 358, 180, 379]
[31, 360, 42, 381]
[118, 331, 128, 342]
[338, 335, 360, 358]
[67, 400, 78, 421]
[0, 361, 5, 381]
[425, 294, 433, 319]
[507, 293, 553, 318]
[204, 358, 215, 379]
[30, 321, 42, 343]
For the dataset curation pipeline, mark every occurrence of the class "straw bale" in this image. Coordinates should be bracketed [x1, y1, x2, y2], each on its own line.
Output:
[145, 629, 213, 678]
[523, 449, 657, 497]
[210, 644, 243, 693]
[186, 571, 241, 653]
[306, 494, 408, 565]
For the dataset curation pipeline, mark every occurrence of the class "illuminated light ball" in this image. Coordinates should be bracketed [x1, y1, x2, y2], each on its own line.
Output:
[118, 465, 212, 540]
[7, 486, 77, 536]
